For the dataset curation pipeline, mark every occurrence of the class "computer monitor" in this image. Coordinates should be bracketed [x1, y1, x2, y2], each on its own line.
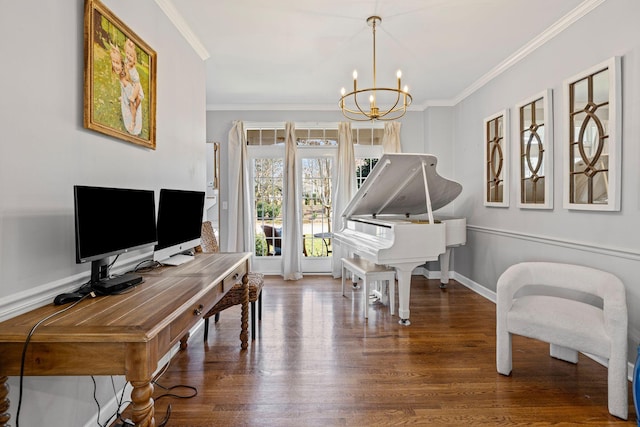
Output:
[153, 189, 205, 265]
[74, 185, 157, 284]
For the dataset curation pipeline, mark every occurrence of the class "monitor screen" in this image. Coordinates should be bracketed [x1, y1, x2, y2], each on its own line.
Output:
[153, 189, 205, 263]
[74, 185, 157, 282]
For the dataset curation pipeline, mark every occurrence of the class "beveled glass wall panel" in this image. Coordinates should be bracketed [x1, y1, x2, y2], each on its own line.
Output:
[563, 57, 621, 211]
[484, 110, 509, 207]
[516, 90, 553, 209]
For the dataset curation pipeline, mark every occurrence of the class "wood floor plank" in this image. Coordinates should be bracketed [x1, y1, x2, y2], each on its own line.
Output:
[113, 275, 636, 426]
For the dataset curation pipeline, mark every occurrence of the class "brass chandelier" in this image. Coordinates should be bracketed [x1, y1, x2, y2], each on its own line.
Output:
[339, 16, 412, 121]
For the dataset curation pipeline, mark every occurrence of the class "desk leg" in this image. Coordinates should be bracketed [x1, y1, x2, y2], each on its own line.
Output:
[130, 379, 155, 427]
[240, 273, 249, 350]
[0, 376, 9, 427]
[179, 332, 190, 350]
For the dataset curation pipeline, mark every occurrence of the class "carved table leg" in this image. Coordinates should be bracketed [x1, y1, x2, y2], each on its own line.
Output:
[130, 379, 155, 427]
[179, 332, 190, 350]
[240, 273, 249, 350]
[0, 376, 10, 427]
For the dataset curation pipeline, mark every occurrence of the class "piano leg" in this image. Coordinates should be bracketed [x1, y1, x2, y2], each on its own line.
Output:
[439, 248, 452, 289]
[395, 266, 413, 325]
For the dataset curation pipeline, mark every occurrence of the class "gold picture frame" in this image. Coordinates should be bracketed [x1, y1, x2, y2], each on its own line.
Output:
[83, 0, 157, 149]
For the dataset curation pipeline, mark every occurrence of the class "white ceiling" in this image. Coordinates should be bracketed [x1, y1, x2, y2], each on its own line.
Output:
[159, 0, 597, 111]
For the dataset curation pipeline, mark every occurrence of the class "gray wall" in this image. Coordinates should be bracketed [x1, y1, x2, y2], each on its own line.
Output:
[0, 1, 206, 425]
[450, 0, 640, 358]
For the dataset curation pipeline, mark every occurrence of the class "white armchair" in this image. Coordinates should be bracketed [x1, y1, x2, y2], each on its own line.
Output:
[496, 262, 628, 419]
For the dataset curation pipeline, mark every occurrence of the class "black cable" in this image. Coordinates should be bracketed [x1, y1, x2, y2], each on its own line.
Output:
[107, 254, 120, 274]
[158, 404, 172, 427]
[149, 358, 198, 426]
[99, 377, 130, 427]
[152, 361, 198, 400]
[152, 381, 198, 401]
[133, 258, 159, 272]
[90, 375, 106, 427]
[15, 292, 95, 427]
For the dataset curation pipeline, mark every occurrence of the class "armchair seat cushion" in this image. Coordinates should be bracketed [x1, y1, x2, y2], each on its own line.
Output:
[508, 295, 609, 358]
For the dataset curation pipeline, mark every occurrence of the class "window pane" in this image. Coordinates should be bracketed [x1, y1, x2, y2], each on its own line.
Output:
[355, 157, 379, 188]
[254, 158, 284, 256]
[302, 157, 333, 257]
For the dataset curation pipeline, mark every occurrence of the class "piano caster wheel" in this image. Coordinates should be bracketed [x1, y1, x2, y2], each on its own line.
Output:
[352, 282, 360, 290]
[398, 318, 411, 326]
[439, 283, 447, 289]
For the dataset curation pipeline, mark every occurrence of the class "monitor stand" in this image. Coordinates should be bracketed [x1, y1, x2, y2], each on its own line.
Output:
[91, 274, 144, 295]
[89, 258, 143, 295]
[161, 253, 195, 266]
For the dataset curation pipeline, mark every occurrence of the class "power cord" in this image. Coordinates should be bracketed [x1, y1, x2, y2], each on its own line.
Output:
[15, 292, 96, 427]
[132, 258, 160, 273]
[102, 359, 197, 427]
[148, 359, 199, 427]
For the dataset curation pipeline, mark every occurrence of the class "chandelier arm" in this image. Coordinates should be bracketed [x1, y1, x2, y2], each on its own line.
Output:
[377, 90, 402, 120]
[352, 91, 369, 116]
[340, 88, 412, 121]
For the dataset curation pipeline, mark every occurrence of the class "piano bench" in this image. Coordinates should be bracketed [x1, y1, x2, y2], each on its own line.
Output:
[341, 257, 396, 318]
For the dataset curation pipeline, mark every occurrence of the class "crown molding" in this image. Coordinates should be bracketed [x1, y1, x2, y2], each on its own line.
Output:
[206, 103, 427, 112]
[155, 0, 210, 60]
[452, 0, 605, 105]
[207, 103, 339, 112]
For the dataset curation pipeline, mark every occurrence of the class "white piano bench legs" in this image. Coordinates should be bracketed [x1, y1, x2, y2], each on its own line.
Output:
[341, 257, 396, 319]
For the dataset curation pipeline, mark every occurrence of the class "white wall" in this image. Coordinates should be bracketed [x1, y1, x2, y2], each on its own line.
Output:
[0, 1, 207, 425]
[450, 0, 640, 359]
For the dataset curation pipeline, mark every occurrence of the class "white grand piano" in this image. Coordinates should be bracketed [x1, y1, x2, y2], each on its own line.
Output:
[333, 153, 466, 325]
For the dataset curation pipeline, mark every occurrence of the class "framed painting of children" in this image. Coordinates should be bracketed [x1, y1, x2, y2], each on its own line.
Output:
[83, 0, 157, 149]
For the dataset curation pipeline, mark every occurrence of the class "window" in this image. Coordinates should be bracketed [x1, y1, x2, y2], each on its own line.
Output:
[246, 122, 383, 272]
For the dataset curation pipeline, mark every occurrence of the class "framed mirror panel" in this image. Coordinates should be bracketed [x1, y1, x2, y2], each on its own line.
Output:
[484, 110, 509, 207]
[516, 89, 553, 209]
[563, 56, 621, 211]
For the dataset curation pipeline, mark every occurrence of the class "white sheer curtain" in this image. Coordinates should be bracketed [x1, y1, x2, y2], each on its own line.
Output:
[226, 120, 252, 252]
[331, 122, 356, 278]
[282, 122, 303, 280]
[382, 121, 402, 153]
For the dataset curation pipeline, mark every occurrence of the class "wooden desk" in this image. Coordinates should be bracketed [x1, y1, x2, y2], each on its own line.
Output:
[0, 252, 250, 427]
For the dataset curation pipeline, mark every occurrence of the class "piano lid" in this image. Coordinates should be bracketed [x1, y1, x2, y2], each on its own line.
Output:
[342, 153, 462, 218]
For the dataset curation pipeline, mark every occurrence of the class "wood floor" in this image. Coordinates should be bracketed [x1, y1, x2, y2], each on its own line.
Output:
[116, 275, 636, 426]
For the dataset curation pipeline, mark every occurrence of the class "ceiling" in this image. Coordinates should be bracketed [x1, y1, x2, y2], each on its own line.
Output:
[159, 0, 596, 111]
